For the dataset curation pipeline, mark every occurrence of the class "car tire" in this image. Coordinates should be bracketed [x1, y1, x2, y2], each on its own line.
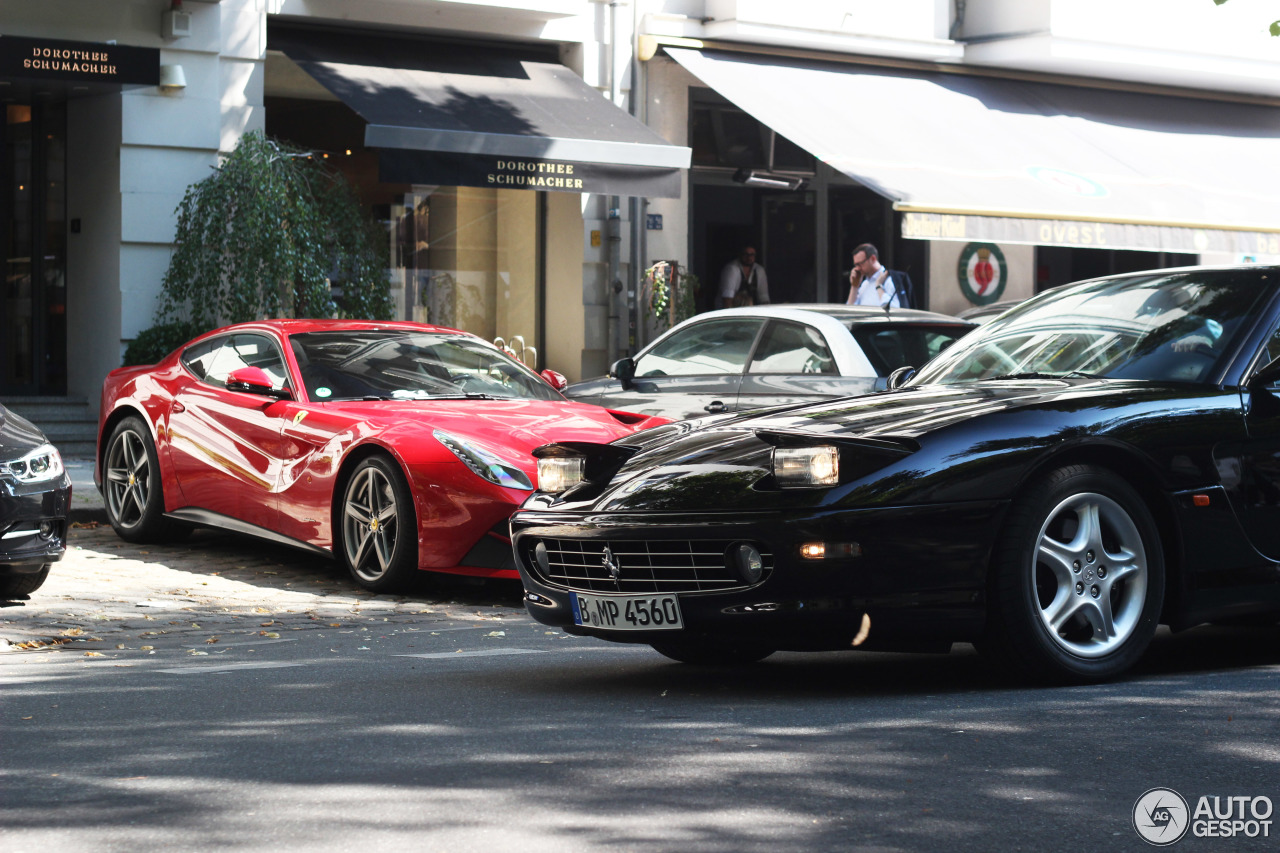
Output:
[103, 417, 187, 543]
[338, 455, 417, 593]
[650, 638, 775, 666]
[0, 565, 50, 598]
[983, 464, 1164, 683]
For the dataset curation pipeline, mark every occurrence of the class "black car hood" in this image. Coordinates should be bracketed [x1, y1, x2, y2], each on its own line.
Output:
[0, 404, 49, 460]
[720, 378, 1156, 441]
[529, 377, 1231, 514]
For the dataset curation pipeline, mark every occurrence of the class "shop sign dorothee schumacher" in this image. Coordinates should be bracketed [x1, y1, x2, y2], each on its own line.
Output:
[0, 35, 159, 85]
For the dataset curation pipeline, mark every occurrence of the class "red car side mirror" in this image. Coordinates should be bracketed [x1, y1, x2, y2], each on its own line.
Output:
[226, 366, 290, 399]
[540, 368, 568, 392]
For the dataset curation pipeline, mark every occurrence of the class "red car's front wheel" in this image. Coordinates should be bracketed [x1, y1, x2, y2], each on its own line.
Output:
[103, 417, 187, 543]
[339, 455, 417, 592]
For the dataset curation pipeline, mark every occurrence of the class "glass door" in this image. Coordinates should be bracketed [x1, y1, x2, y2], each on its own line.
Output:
[2, 102, 67, 396]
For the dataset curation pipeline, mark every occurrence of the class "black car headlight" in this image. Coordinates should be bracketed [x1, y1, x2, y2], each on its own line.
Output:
[536, 456, 585, 493]
[434, 431, 533, 491]
[1, 443, 64, 484]
[772, 445, 839, 488]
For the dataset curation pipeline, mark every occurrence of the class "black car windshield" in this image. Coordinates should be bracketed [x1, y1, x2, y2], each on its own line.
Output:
[913, 270, 1275, 386]
[289, 331, 563, 402]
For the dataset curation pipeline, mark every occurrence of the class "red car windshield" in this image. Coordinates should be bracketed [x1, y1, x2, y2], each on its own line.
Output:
[289, 331, 563, 402]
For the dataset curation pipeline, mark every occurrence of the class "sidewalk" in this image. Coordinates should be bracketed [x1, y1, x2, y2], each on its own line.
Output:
[4, 456, 527, 653]
[63, 455, 106, 524]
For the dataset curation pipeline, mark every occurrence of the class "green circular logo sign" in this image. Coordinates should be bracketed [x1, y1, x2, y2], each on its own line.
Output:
[957, 243, 1008, 306]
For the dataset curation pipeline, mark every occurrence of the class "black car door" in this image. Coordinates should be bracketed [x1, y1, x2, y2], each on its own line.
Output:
[1237, 322, 1280, 563]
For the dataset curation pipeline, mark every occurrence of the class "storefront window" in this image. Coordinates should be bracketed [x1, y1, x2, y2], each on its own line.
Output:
[389, 186, 542, 367]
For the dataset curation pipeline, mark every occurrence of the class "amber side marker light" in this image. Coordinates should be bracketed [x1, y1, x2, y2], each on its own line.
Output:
[800, 542, 862, 560]
[1193, 494, 1211, 507]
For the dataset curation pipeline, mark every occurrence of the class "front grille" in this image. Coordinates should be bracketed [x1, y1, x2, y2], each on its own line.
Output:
[524, 537, 773, 594]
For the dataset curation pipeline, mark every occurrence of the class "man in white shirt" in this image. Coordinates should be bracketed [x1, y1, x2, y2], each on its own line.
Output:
[719, 245, 770, 308]
[846, 243, 900, 308]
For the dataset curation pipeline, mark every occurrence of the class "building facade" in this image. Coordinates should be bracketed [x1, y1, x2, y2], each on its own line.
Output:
[3, 0, 1280, 419]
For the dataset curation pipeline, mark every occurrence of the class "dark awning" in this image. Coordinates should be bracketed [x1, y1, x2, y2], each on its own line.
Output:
[669, 47, 1280, 253]
[271, 27, 689, 198]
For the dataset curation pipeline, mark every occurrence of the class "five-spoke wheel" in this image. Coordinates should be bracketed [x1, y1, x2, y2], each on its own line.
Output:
[340, 455, 416, 592]
[985, 465, 1164, 683]
[103, 417, 184, 542]
[1032, 491, 1148, 659]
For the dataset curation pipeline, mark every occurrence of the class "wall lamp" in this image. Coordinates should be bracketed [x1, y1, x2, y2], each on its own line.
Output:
[159, 64, 187, 91]
[732, 168, 808, 191]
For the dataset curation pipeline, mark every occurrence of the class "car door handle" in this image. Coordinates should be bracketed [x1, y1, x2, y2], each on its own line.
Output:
[704, 401, 727, 413]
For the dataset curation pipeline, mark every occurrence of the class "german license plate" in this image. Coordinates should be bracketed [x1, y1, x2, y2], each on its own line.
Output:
[571, 592, 683, 631]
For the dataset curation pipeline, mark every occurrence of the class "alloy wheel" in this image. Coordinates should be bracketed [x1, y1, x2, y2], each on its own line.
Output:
[342, 465, 401, 583]
[1031, 491, 1148, 659]
[105, 428, 151, 528]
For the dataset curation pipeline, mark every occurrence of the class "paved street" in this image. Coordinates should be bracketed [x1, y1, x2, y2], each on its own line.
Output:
[2, 462, 1278, 852]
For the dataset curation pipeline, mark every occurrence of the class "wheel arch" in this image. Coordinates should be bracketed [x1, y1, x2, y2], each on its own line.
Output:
[98, 403, 154, 483]
[1005, 442, 1182, 623]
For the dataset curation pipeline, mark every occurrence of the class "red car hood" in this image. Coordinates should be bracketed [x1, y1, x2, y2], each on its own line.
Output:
[323, 398, 662, 459]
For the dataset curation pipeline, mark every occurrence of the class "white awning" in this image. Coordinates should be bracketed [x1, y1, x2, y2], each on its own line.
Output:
[669, 48, 1280, 253]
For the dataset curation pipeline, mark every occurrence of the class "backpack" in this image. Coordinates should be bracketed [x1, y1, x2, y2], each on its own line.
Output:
[888, 270, 914, 309]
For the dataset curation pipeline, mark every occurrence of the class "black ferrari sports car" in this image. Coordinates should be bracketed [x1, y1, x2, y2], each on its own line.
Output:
[512, 265, 1280, 682]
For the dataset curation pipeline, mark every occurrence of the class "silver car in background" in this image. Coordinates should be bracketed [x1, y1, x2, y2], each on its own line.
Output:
[565, 305, 974, 421]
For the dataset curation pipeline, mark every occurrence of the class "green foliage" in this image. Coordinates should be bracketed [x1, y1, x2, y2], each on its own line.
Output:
[122, 320, 208, 366]
[158, 131, 392, 328]
[645, 262, 700, 330]
[1212, 0, 1280, 35]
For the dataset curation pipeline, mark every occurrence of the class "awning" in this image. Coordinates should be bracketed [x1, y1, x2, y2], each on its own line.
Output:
[668, 47, 1280, 253]
[271, 27, 689, 198]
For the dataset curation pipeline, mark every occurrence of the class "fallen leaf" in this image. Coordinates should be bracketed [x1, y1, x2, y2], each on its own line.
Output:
[188, 650, 208, 656]
[61, 628, 85, 637]
[205, 637, 219, 644]
[485, 631, 506, 638]
[260, 632, 280, 639]
[84, 651, 105, 657]
[329, 623, 342, 628]
[140, 646, 154, 651]
[260, 621, 275, 627]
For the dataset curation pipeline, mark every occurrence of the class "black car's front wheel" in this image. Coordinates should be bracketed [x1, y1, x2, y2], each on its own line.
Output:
[650, 637, 775, 666]
[985, 465, 1164, 683]
[339, 455, 417, 592]
[103, 417, 186, 543]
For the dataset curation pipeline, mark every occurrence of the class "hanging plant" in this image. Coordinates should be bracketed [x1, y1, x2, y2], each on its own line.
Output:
[645, 261, 700, 331]
[156, 130, 392, 330]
